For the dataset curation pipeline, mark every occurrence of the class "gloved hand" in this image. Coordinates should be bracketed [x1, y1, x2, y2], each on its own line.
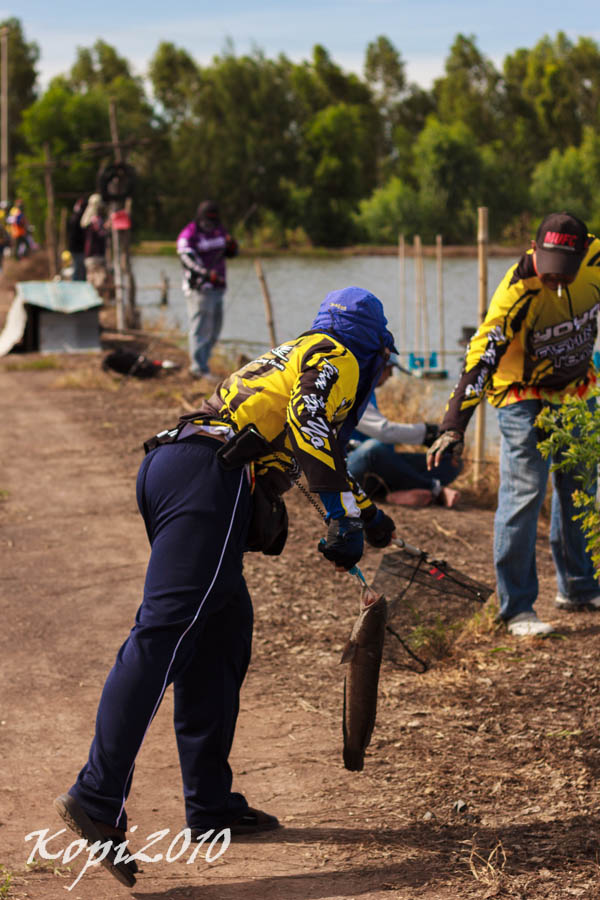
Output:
[426, 429, 464, 469]
[318, 516, 364, 570]
[225, 235, 238, 257]
[423, 423, 440, 447]
[208, 269, 220, 285]
[361, 506, 396, 548]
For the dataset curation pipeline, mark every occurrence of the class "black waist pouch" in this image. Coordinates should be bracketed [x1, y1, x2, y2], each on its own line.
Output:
[216, 423, 272, 469]
[246, 475, 288, 556]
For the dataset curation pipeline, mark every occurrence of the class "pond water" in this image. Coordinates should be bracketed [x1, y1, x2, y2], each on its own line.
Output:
[132, 253, 513, 368]
[132, 252, 516, 454]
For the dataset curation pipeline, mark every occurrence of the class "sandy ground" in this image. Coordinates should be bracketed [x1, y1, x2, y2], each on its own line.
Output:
[2, 287, 600, 899]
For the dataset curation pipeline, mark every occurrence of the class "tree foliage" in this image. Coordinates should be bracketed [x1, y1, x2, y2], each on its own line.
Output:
[7, 21, 600, 247]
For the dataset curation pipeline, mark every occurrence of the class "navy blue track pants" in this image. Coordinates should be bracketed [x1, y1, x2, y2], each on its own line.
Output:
[69, 435, 253, 829]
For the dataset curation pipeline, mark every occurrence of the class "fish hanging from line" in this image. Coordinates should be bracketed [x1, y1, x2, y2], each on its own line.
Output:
[341, 589, 387, 772]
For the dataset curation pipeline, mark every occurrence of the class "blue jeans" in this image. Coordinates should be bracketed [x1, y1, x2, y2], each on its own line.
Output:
[494, 399, 599, 620]
[187, 288, 224, 374]
[347, 439, 460, 496]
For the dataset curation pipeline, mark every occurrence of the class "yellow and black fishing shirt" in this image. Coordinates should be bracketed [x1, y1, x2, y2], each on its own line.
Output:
[442, 238, 600, 433]
[184, 332, 374, 518]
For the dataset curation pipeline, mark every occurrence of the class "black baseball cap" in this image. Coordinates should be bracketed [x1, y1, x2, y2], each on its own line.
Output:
[197, 201, 219, 220]
[534, 212, 589, 277]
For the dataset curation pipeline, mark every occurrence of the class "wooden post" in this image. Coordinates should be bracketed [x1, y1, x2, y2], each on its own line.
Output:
[398, 234, 406, 363]
[43, 143, 58, 277]
[0, 26, 8, 205]
[420, 243, 429, 362]
[436, 234, 445, 368]
[254, 258, 277, 346]
[108, 100, 125, 331]
[414, 235, 422, 360]
[159, 270, 169, 306]
[474, 207, 489, 484]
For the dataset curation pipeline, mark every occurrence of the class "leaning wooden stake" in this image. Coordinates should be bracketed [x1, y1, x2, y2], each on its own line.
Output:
[254, 258, 277, 346]
[474, 207, 489, 484]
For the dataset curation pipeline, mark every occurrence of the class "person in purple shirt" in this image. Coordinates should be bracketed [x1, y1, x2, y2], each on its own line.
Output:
[177, 201, 238, 380]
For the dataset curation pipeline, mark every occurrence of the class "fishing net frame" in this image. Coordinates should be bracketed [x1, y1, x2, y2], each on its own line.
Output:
[372, 546, 494, 672]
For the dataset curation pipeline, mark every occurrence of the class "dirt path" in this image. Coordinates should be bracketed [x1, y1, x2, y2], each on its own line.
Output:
[2, 352, 600, 900]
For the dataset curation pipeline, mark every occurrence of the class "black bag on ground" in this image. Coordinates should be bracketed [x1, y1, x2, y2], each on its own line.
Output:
[103, 349, 161, 379]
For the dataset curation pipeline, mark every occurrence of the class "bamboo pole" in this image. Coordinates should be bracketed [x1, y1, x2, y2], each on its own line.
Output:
[398, 234, 406, 363]
[474, 207, 489, 484]
[436, 234, 445, 368]
[254, 258, 277, 346]
[420, 244, 429, 362]
[414, 235, 422, 363]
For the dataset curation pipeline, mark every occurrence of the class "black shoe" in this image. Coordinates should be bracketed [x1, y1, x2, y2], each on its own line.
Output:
[54, 793, 137, 886]
[191, 807, 280, 839]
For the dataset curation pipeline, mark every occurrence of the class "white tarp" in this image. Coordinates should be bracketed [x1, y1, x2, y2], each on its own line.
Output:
[0, 292, 27, 357]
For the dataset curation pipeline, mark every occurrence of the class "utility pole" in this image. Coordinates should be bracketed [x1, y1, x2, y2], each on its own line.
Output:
[1, 25, 9, 205]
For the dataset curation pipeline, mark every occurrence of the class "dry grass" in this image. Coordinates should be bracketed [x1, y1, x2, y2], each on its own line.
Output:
[51, 367, 120, 391]
[466, 837, 507, 885]
[4, 355, 62, 372]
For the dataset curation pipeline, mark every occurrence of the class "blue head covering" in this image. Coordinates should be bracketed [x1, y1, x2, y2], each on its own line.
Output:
[309, 286, 397, 445]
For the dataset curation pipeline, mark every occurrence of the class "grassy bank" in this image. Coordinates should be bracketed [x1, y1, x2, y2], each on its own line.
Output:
[132, 240, 521, 259]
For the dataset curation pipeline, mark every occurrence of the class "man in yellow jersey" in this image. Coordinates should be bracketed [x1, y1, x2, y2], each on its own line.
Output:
[428, 212, 600, 637]
[54, 287, 397, 886]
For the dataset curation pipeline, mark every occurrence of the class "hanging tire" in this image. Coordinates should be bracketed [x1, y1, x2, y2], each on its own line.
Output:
[99, 163, 136, 203]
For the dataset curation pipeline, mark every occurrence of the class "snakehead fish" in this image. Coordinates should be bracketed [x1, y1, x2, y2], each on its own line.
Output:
[341, 589, 387, 771]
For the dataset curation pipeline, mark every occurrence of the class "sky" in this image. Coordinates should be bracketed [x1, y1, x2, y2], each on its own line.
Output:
[6, 1, 598, 91]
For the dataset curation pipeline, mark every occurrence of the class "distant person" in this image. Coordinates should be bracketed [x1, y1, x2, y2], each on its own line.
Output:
[177, 201, 238, 381]
[59, 250, 75, 280]
[7, 198, 29, 258]
[427, 212, 600, 637]
[81, 193, 108, 293]
[67, 196, 88, 281]
[0, 203, 10, 266]
[347, 355, 461, 508]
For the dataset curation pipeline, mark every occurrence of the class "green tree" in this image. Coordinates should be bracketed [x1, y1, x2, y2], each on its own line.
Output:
[15, 40, 168, 239]
[355, 176, 420, 242]
[15, 83, 110, 237]
[433, 34, 503, 144]
[414, 117, 483, 242]
[69, 40, 134, 91]
[363, 36, 407, 180]
[148, 42, 199, 125]
[294, 102, 378, 245]
[504, 33, 600, 155]
[530, 126, 600, 233]
[364, 35, 405, 112]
